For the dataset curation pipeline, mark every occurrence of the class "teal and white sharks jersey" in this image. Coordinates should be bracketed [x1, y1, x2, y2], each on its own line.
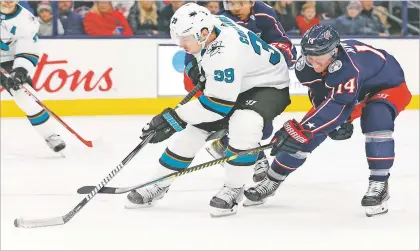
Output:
[0, 4, 40, 75]
[176, 15, 290, 125]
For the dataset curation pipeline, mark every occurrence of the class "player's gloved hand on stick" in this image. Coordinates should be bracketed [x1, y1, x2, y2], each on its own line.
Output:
[270, 119, 313, 156]
[328, 122, 354, 140]
[140, 108, 187, 144]
[185, 57, 206, 90]
[0, 67, 29, 91]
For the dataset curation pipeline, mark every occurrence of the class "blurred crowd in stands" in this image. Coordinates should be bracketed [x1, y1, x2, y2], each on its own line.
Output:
[18, 0, 420, 37]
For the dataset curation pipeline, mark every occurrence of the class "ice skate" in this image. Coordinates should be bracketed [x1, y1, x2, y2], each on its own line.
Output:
[253, 155, 269, 182]
[209, 185, 244, 217]
[125, 184, 170, 209]
[243, 177, 281, 207]
[361, 180, 390, 217]
[45, 134, 66, 153]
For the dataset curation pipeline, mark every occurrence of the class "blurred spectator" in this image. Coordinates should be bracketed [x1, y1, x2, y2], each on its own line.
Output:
[271, 0, 298, 32]
[37, 2, 64, 36]
[360, 1, 389, 35]
[84, 1, 133, 36]
[201, 1, 219, 14]
[333, 1, 384, 36]
[127, 1, 159, 35]
[157, 1, 185, 34]
[19, 1, 34, 14]
[316, 1, 348, 20]
[58, 1, 84, 35]
[74, 5, 91, 18]
[334, 1, 364, 35]
[74, 1, 94, 9]
[373, 6, 393, 35]
[155, 1, 168, 11]
[113, 1, 134, 18]
[296, 3, 320, 35]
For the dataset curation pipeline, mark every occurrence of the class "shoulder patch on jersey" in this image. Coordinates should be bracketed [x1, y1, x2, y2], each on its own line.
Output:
[206, 41, 224, 57]
[295, 57, 305, 71]
[328, 60, 342, 73]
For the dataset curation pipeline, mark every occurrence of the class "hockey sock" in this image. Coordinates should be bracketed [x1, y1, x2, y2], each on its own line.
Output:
[226, 145, 259, 166]
[365, 131, 394, 182]
[10, 87, 56, 139]
[269, 151, 308, 181]
[225, 145, 259, 188]
[157, 147, 194, 186]
[159, 147, 194, 171]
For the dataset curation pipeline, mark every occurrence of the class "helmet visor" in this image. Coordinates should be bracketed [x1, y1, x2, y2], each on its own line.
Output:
[303, 50, 335, 68]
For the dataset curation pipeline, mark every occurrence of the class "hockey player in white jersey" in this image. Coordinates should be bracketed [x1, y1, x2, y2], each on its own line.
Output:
[0, 0, 65, 152]
[126, 3, 291, 217]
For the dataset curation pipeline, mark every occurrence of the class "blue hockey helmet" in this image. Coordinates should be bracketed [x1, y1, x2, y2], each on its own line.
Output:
[301, 25, 340, 56]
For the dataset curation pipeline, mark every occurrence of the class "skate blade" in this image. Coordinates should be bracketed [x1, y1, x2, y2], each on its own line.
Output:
[57, 149, 66, 158]
[210, 205, 238, 217]
[243, 198, 267, 207]
[364, 201, 389, 217]
[124, 201, 157, 209]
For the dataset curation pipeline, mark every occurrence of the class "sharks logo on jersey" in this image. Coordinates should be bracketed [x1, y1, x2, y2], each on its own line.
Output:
[207, 41, 224, 57]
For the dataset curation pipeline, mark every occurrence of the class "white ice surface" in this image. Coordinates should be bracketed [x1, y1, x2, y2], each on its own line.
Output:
[1, 112, 419, 250]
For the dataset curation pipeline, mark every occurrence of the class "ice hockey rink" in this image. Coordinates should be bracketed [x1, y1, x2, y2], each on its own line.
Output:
[1, 111, 419, 250]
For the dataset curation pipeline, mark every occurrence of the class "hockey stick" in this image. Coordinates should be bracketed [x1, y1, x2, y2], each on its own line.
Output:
[13, 81, 204, 229]
[0, 67, 93, 147]
[76, 143, 274, 195]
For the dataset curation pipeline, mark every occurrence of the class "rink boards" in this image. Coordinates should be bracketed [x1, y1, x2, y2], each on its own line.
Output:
[1, 38, 419, 117]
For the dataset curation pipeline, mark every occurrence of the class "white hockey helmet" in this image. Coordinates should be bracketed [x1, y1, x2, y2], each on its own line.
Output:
[170, 3, 215, 49]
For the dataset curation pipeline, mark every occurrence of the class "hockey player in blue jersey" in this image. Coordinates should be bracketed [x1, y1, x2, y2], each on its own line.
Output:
[243, 25, 412, 217]
[184, 0, 297, 183]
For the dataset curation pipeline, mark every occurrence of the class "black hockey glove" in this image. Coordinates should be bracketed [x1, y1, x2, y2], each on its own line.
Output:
[328, 122, 354, 141]
[0, 67, 30, 91]
[140, 108, 187, 144]
[270, 119, 313, 156]
[185, 57, 205, 90]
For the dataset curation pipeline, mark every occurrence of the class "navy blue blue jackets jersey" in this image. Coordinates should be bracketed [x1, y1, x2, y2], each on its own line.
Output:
[296, 39, 405, 136]
[217, 1, 295, 58]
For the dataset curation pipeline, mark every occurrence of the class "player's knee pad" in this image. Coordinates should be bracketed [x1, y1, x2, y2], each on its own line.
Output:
[270, 151, 308, 178]
[159, 125, 208, 171]
[365, 131, 394, 170]
[228, 109, 263, 149]
[361, 102, 395, 134]
[226, 109, 263, 166]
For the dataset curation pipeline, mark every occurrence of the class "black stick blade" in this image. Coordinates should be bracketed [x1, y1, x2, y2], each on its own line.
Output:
[77, 186, 118, 194]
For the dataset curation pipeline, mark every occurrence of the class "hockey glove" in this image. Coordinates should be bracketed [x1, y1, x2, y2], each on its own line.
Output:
[328, 122, 354, 140]
[1, 67, 27, 91]
[270, 119, 313, 156]
[185, 57, 205, 90]
[141, 108, 187, 144]
[270, 42, 295, 68]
